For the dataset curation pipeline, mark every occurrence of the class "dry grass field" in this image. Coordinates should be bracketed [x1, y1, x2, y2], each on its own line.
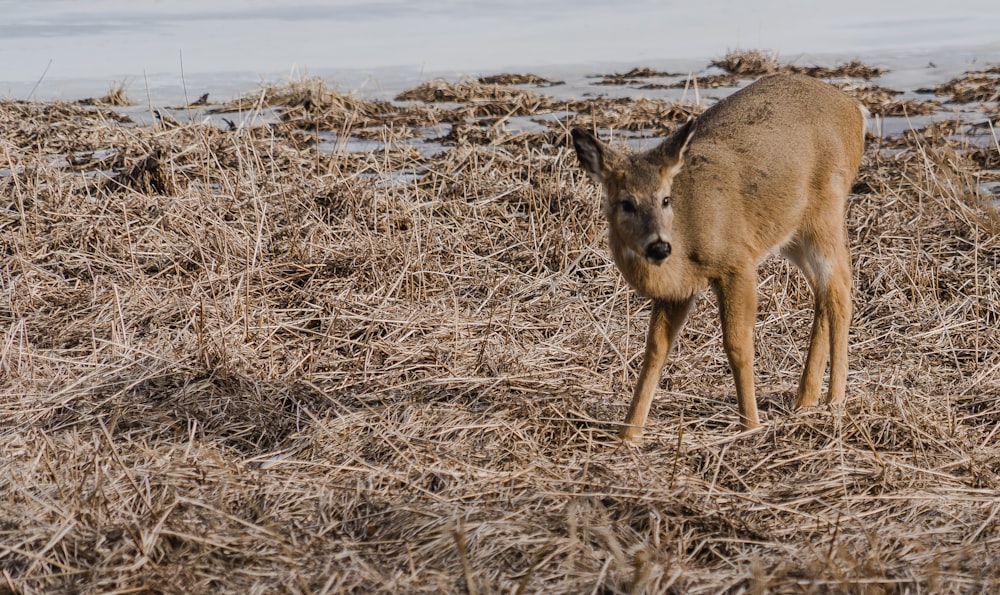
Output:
[2, 52, 1000, 593]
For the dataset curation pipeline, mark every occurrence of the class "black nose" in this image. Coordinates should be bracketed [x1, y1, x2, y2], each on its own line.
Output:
[645, 241, 671, 262]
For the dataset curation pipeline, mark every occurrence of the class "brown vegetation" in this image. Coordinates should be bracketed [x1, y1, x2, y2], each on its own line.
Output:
[478, 73, 563, 87]
[594, 67, 682, 86]
[710, 49, 885, 79]
[1, 59, 999, 593]
[77, 81, 131, 107]
[558, 97, 703, 134]
[597, 49, 888, 91]
[936, 70, 1000, 103]
[837, 82, 941, 117]
[711, 49, 781, 76]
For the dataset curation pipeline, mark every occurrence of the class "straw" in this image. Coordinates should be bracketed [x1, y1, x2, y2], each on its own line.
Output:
[1, 54, 998, 593]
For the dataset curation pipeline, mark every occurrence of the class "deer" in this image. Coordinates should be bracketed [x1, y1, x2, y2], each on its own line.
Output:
[571, 73, 867, 441]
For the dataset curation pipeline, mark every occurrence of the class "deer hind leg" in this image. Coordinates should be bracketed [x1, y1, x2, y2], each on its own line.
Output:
[783, 233, 852, 408]
[824, 240, 852, 405]
[621, 297, 696, 442]
[714, 270, 761, 430]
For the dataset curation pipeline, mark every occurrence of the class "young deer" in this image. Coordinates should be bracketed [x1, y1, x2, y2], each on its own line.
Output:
[572, 73, 866, 440]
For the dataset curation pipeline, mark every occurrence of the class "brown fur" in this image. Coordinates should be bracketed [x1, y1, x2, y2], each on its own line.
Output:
[572, 73, 866, 440]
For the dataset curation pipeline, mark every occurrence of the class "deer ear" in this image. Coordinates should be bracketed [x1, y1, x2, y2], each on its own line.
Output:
[571, 128, 615, 183]
[652, 118, 696, 177]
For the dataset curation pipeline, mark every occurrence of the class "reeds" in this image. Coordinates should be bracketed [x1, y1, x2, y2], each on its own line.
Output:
[935, 68, 1000, 103]
[1, 56, 999, 593]
[603, 49, 889, 91]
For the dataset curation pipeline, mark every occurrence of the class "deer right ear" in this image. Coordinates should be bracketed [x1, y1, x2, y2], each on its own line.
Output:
[571, 128, 610, 183]
[653, 118, 696, 167]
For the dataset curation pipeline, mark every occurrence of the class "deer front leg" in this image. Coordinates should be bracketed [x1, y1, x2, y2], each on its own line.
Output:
[621, 297, 695, 442]
[715, 272, 761, 430]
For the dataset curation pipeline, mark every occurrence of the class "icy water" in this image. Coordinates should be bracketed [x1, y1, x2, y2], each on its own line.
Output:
[2, 0, 1000, 103]
[3, 0, 999, 205]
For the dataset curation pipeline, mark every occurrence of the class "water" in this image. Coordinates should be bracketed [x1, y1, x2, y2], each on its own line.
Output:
[2, 0, 1000, 103]
[2, 0, 998, 204]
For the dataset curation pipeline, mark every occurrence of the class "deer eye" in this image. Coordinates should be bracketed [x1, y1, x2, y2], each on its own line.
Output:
[620, 197, 637, 214]
[661, 195, 671, 208]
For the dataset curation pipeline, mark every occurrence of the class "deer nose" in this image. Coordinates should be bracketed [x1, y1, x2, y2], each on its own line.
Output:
[645, 240, 671, 263]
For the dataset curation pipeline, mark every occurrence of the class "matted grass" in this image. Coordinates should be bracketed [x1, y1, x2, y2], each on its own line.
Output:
[935, 68, 1000, 104]
[1, 57, 999, 594]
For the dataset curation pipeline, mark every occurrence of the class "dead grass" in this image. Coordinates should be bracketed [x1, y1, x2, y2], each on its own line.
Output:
[711, 49, 885, 80]
[787, 59, 886, 80]
[711, 49, 781, 76]
[557, 97, 704, 133]
[1, 62, 1000, 594]
[594, 67, 682, 86]
[935, 70, 1000, 103]
[396, 79, 554, 117]
[712, 49, 885, 80]
[211, 77, 375, 113]
[837, 82, 941, 117]
[77, 81, 131, 107]
[603, 50, 890, 90]
[478, 73, 563, 87]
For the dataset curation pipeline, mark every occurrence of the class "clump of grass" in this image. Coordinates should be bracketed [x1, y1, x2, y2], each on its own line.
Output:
[477, 73, 563, 86]
[106, 148, 178, 195]
[711, 48, 780, 75]
[78, 81, 130, 106]
[558, 96, 703, 133]
[593, 67, 681, 86]
[396, 78, 553, 117]
[787, 59, 886, 79]
[712, 50, 885, 80]
[213, 76, 381, 115]
[596, 50, 886, 91]
[935, 68, 1000, 103]
[837, 82, 940, 116]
